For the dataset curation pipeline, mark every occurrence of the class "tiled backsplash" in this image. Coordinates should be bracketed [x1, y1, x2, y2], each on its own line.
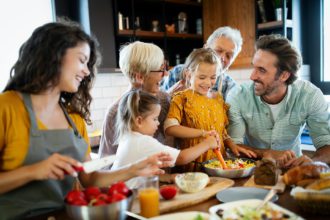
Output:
[88, 67, 330, 133]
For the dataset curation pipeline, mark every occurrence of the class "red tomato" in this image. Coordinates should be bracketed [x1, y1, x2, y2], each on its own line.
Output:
[92, 199, 107, 206]
[70, 197, 88, 206]
[108, 182, 130, 196]
[96, 193, 109, 201]
[65, 190, 86, 204]
[108, 193, 126, 203]
[84, 186, 101, 201]
[160, 185, 177, 200]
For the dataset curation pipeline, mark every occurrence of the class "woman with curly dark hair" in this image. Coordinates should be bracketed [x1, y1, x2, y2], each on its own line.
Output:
[0, 20, 172, 219]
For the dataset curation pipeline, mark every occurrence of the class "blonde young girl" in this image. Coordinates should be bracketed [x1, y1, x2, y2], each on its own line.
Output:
[164, 48, 256, 172]
[111, 90, 218, 185]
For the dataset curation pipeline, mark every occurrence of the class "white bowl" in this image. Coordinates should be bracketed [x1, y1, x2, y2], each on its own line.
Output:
[175, 172, 209, 193]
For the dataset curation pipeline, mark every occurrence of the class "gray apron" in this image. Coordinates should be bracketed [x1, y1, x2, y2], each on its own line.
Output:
[0, 93, 88, 220]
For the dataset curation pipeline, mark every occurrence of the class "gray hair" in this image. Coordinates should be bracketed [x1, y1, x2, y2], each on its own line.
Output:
[119, 41, 164, 83]
[206, 26, 243, 59]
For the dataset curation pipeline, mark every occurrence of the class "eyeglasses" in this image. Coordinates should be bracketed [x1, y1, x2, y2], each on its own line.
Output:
[150, 61, 169, 77]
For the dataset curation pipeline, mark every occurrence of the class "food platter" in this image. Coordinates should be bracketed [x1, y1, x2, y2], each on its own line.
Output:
[209, 199, 303, 220]
[149, 211, 209, 220]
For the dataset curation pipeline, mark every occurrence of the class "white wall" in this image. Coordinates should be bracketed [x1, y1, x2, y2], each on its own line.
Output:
[0, 0, 54, 91]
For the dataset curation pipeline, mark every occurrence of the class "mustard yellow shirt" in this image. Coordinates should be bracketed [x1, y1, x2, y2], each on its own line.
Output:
[167, 89, 229, 171]
[0, 91, 91, 171]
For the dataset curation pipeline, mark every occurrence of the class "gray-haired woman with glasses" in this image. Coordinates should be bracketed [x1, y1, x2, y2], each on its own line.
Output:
[99, 41, 173, 162]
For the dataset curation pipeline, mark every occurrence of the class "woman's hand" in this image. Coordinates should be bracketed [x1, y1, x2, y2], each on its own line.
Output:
[29, 153, 81, 180]
[131, 152, 173, 177]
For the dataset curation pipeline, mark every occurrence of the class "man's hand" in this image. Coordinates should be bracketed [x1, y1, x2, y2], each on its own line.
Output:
[168, 79, 186, 96]
[263, 149, 296, 168]
[284, 155, 313, 168]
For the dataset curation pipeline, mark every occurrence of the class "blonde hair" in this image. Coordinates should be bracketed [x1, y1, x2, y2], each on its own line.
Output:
[184, 47, 222, 75]
[119, 41, 164, 83]
[116, 90, 160, 141]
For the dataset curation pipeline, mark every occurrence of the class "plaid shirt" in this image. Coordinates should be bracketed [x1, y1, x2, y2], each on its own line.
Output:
[160, 64, 236, 100]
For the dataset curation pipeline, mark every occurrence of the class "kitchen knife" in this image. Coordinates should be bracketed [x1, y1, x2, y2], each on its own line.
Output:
[73, 155, 116, 173]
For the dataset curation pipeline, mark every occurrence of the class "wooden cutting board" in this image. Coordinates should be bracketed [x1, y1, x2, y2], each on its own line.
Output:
[244, 175, 286, 193]
[131, 177, 234, 214]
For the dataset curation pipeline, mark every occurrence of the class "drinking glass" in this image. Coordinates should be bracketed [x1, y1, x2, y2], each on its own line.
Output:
[138, 176, 159, 217]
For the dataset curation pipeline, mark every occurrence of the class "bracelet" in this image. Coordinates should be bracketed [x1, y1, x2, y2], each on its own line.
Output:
[201, 129, 205, 137]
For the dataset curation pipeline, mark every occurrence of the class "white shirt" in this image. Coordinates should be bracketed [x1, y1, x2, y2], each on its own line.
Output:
[112, 131, 179, 169]
[111, 131, 180, 187]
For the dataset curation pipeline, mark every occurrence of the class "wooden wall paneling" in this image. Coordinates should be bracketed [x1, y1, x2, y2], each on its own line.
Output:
[203, 0, 255, 68]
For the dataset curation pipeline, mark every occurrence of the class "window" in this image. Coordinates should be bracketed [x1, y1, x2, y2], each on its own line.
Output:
[323, 0, 330, 82]
[0, 0, 54, 91]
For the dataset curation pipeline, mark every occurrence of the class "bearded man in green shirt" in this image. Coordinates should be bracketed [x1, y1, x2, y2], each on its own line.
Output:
[227, 34, 330, 168]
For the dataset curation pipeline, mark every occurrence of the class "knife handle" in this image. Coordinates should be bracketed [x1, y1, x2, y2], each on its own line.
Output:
[64, 165, 84, 175]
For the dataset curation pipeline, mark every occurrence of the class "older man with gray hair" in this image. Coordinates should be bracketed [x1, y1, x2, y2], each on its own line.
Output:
[161, 26, 243, 99]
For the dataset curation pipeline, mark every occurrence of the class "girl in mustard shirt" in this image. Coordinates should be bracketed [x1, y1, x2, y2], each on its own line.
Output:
[0, 19, 172, 219]
[164, 48, 256, 172]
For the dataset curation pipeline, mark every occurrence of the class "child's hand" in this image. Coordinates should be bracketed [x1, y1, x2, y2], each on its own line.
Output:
[205, 130, 220, 146]
[229, 144, 257, 158]
[203, 135, 218, 149]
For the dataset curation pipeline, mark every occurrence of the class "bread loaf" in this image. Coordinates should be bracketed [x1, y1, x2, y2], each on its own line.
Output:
[254, 158, 279, 186]
[283, 161, 329, 185]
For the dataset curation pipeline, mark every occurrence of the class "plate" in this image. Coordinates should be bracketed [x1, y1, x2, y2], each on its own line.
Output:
[209, 199, 303, 220]
[216, 187, 278, 203]
[149, 211, 210, 220]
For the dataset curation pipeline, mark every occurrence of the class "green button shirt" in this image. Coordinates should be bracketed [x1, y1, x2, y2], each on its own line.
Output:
[226, 80, 330, 157]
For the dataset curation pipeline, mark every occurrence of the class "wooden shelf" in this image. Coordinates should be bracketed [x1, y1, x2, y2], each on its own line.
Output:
[165, 0, 202, 6]
[257, 20, 293, 30]
[119, 30, 203, 39]
[135, 30, 164, 38]
[118, 29, 134, 36]
[166, 33, 203, 39]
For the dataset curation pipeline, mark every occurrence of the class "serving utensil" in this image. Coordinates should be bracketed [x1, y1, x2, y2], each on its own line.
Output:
[125, 211, 147, 220]
[256, 188, 277, 210]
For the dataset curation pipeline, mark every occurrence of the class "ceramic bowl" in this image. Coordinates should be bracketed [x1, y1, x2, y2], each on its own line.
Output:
[175, 172, 209, 193]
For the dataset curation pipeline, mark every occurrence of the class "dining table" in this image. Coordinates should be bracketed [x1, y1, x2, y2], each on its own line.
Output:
[28, 176, 328, 220]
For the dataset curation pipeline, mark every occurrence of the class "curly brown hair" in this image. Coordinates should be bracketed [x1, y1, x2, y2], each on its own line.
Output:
[4, 19, 101, 124]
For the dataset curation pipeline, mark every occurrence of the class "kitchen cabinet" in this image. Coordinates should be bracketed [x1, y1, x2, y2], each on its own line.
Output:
[113, 0, 204, 67]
